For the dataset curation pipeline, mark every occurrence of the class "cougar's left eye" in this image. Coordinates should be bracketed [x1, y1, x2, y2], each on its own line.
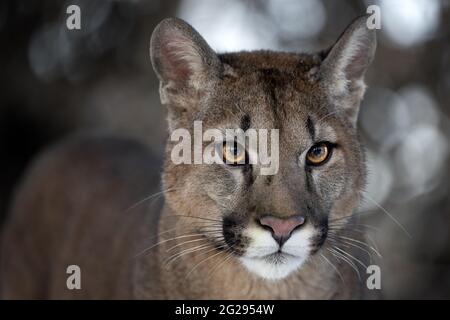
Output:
[221, 141, 246, 165]
[306, 142, 334, 166]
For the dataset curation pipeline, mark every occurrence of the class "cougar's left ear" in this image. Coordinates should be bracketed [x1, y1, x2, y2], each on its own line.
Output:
[320, 16, 377, 125]
[150, 18, 223, 130]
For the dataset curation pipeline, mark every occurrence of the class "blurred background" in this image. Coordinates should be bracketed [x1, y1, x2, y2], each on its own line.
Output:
[0, 0, 449, 299]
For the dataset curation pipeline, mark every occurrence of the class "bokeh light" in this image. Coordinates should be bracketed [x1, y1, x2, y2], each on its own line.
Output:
[377, 0, 443, 47]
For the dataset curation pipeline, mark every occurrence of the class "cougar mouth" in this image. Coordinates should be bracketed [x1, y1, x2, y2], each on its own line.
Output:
[232, 223, 315, 280]
[239, 253, 308, 280]
[263, 251, 297, 263]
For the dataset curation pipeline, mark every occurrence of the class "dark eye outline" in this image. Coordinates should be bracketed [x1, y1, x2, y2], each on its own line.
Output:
[218, 141, 248, 166]
[305, 142, 336, 167]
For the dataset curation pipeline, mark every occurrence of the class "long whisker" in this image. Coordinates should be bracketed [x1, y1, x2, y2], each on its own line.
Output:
[332, 234, 382, 257]
[163, 243, 213, 267]
[197, 229, 223, 233]
[166, 235, 224, 252]
[319, 253, 345, 284]
[367, 234, 381, 254]
[197, 224, 224, 229]
[172, 244, 227, 272]
[206, 247, 235, 279]
[328, 210, 378, 223]
[328, 226, 368, 235]
[328, 223, 381, 233]
[328, 235, 374, 263]
[166, 214, 223, 223]
[333, 246, 368, 269]
[361, 192, 412, 239]
[142, 225, 184, 241]
[329, 203, 400, 224]
[197, 228, 224, 234]
[185, 246, 230, 279]
[141, 221, 222, 242]
[327, 247, 361, 280]
[133, 234, 205, 258]
[125, 187, 179, 212]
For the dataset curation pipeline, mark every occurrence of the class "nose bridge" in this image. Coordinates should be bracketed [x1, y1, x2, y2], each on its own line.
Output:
[260, 166, 302, 218]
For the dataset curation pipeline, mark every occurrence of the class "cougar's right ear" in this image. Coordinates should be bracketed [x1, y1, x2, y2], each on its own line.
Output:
[150, 18, 223, 129]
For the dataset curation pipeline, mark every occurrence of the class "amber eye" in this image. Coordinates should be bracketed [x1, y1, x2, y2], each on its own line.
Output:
[222, 141, 246, 165]
[306, 142, 333, 166]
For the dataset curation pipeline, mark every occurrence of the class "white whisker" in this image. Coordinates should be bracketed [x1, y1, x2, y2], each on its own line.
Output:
[319, 253, 345, 284]
[361, 192, 412, 239]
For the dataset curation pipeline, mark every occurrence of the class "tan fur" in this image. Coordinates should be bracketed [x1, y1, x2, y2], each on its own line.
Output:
[0, 17, 376, 299]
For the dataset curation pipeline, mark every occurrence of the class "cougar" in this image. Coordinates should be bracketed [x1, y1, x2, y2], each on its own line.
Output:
[0, 16, 377, 299]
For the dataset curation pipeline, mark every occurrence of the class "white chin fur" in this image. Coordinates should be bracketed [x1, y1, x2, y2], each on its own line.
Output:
[239, 225, 314, 280]
[239, 255, 307, 280]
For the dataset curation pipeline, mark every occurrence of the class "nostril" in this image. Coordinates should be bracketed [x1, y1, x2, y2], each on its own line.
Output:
[259, 215, 306, 244]
[257, 217, 272, 231]
[291, 215, 306, 231]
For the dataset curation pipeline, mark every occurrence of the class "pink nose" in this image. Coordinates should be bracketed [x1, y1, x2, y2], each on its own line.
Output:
[259, 215, 306, 246]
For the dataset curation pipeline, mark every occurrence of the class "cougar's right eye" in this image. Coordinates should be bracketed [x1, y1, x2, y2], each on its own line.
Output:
[221, 141, 246, 165]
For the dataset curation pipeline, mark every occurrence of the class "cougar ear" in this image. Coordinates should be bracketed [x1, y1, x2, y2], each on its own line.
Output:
[150, 18, 222, 129]
[320, 15, 376, 125]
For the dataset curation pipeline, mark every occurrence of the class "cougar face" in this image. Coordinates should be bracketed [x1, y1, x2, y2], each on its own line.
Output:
[151, 17, 375, 280]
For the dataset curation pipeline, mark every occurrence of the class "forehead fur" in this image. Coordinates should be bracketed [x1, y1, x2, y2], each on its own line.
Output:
[219, 50, 324, 85]
[198, 50, 332, 131]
